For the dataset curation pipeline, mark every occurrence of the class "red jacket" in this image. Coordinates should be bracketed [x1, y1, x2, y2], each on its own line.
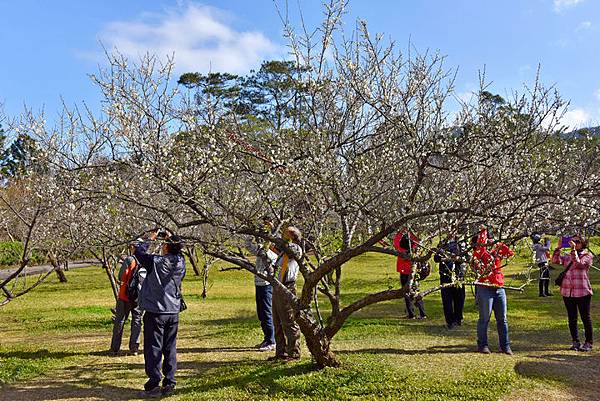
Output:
[472, 230, 514, 287]
[393, 229, 419, 275]
[118, 257, 138, 302]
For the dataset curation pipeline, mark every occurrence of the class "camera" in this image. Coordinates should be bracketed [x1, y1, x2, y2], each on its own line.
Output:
[560, 236, 572, 248]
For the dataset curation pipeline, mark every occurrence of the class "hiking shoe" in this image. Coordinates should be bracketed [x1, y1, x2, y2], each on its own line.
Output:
[569, 342, 581, 351]
[545, 292, 553, 296]
[161, 384, 176, 396]
[259, 343, 276, 352]
[501, 347, 513, 355]
[139, 386, 161, 398]
[128, 350, 139, 356]
[478, 346, 491, 354]
[255, 341, 267, 349]
[580, 342, 593, 352]
[417, 315, 427, 320]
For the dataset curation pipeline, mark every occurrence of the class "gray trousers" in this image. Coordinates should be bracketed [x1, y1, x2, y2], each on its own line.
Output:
[110, 299, 142, 352]
[272, 284, 301, 358]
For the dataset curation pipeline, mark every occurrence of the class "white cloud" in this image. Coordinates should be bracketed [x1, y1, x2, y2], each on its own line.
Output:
[595, 89, 600, 101]
[576, 21, 593, 31]
[97, 3, 283, 74]
[560, 107, 591, 129]
[553, 0, 585, 13]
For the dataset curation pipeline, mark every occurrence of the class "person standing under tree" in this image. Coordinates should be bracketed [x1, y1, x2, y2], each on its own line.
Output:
[434, 232, 466, 329]
[268, 226, 303, 362]
[531, 233, 552, 297]
[136, 230, 186, 397]
[245, 218, 277, 352]
[108, 242, 143, 356]
[472, 228, 515, 355]
[393, 228, 426, 319]
[552, 234, 594, 352]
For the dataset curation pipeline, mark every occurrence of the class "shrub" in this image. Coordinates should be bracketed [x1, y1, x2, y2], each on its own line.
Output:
[0, 241, 45, 267]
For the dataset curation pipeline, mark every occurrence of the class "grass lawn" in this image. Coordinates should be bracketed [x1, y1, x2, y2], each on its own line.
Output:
[1, 242, 599, 401]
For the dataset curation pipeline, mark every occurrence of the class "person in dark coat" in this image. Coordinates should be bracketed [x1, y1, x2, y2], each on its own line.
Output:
[434, 233, 466, 329]
[135, 230, 186, 397]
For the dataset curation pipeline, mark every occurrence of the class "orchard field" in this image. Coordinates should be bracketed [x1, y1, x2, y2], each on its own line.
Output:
[1, 247, 599, 401]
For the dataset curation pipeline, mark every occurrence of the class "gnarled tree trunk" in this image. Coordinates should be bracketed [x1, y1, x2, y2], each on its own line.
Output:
[296, 307, 340, 368]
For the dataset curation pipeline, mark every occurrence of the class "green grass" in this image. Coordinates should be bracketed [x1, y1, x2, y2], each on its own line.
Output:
[0, 242, 599, 400]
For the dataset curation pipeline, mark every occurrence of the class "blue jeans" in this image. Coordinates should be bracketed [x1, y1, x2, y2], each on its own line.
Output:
[255, 285, 275, 345]
[476, 286, 510, 350]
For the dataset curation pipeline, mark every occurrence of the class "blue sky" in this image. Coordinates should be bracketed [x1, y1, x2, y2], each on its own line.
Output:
[1, 0, 599, 128]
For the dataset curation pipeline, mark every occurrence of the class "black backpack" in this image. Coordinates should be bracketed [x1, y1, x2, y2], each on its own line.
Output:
[125, 258, 145, 303]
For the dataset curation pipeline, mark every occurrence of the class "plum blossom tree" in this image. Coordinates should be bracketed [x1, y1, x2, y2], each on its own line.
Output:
[3, 1, 599, 368]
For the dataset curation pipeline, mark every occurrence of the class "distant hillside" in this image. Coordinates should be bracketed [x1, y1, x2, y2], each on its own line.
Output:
[564, 126, 600, 138]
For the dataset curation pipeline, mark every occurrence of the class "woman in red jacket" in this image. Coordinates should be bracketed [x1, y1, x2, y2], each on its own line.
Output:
[393, 229, 426, 319]
[472, 228, 515, 354]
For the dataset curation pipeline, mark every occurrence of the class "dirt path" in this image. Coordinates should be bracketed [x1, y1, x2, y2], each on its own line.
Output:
[0, 261, 97, 281]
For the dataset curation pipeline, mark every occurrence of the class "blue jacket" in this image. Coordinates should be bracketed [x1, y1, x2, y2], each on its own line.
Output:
[135, 242, 186, 314]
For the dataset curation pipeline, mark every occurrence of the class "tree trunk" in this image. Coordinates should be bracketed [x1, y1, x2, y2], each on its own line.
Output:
[104, 261, 119, 301]
[48, 252, 68, 283]
[54, 267, 68, 283]
[296, 307, 340, 368]
[185, 247, 201, 276]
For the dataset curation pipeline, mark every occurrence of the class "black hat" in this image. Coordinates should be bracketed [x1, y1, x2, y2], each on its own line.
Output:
[166, 235, 184, 254]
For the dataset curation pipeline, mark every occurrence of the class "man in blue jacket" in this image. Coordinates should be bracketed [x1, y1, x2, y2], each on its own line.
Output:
[135, 230, 186, 398]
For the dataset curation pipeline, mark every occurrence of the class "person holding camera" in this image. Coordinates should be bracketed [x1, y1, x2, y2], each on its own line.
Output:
[393, 228, 427, 319]
[245, 218, 278, 352]
[268, 226, 303, 362]
[531, 233, 552, 297]
[552, 235, 594, 352]
[135, 230, 186, 397]
[434, 232, 466, 329]
[472, 228, 515, 355]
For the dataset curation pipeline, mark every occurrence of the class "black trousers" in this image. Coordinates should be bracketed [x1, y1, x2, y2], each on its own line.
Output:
[563, 295, 593, 344]
[440, 285, 465, 326]
[400, 274, 426, 318]
[538, 262, 550, 296]
[143, 312, 179, 390]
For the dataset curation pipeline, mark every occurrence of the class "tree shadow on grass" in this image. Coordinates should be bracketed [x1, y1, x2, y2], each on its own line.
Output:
[0, 364, 140, 401]
[0, 354, 316, 401]
[178, 345, 256, 354]
[0, 349, 81, 360]
[337, 343, 472, 356]
[515, 353, 600, 401]
[175, 360, 315, 399]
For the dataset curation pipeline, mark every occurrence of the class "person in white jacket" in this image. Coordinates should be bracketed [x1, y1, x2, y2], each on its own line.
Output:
[245, 219, 278, 351]
[531, 233, 552, 297]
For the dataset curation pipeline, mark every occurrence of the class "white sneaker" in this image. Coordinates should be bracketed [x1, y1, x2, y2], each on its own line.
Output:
[259, 343, 276, 352]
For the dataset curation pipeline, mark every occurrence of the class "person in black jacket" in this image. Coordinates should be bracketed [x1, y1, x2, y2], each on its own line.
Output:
[135, 230, 186, 398]
[434, 233, 466, 329]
